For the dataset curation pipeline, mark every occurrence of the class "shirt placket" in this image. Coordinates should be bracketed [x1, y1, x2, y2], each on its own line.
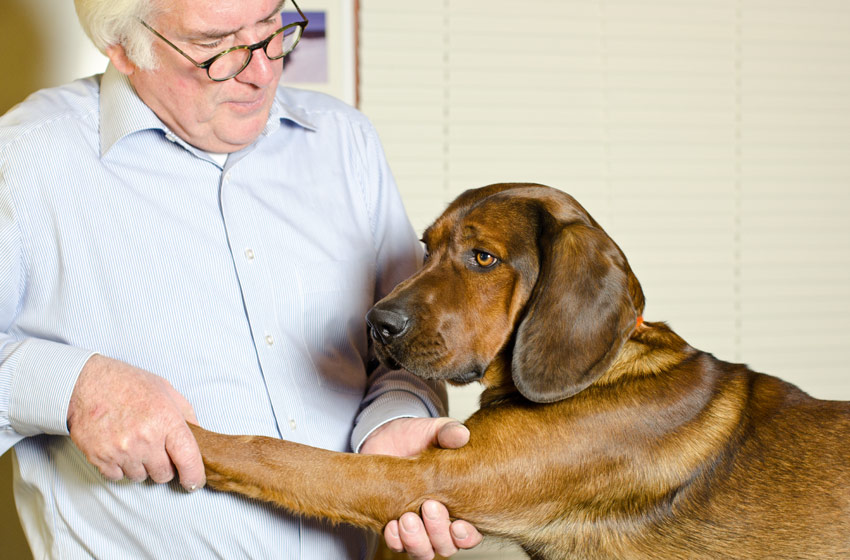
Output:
[218, 165, 308, 442]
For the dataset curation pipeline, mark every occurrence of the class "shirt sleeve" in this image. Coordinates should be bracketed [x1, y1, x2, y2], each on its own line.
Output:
[0, 166, 94, 456]
[349, 118, 449, 452]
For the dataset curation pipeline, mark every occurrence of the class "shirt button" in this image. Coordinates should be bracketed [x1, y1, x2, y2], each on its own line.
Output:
[265, 334, 274, 346]
[165, 132, 177, 142]
[289, 419, 297, 431]
[245, 248, 255, 260]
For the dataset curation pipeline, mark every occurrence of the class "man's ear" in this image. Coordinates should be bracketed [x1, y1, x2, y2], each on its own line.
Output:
[105, 44, 137, 76]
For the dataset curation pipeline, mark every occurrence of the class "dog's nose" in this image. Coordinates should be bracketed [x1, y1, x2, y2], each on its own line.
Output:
[366, 306, 410, 344]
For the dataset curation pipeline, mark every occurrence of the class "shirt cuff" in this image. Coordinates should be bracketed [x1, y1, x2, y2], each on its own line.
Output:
[7, 338, 95, 438]
[350, 390, 435, 453]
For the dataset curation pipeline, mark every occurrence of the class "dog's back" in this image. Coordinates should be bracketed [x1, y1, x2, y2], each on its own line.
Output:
[672, 370, 850, 558]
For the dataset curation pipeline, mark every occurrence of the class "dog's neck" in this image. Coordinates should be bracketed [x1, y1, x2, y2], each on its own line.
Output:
[478, 354, 521, 408]
[601, 320, 693, 385]
[478, 320, 694, 409]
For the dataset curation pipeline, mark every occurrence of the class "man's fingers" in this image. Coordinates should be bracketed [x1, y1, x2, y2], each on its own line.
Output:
[96, 461, 124, 482]
[121, 461, 148, 483]
[421, 500, 459, 557]
[166, 424, 206, 491]
[163, 381, 202, 488]
[162, 379, 199, 424]
[144, 455, 176, 484]
[385, 507, 483, 559]
[450, 519, 483, 549]
[367, 419, 481, 557]
[435, 420, 470, 449]
[398, 512, 435, 560]
[383, 520, 404, 553]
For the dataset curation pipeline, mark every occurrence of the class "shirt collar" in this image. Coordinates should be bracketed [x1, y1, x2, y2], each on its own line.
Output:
[267, 91, 317, 133]
[99, 63, 317, 158]
[99, 63, 168, 156]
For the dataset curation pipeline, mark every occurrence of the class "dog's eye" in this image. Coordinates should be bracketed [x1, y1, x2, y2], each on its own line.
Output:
[473, 251, 498, 268]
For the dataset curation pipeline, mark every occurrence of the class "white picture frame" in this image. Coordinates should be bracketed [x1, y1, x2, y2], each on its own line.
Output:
[281, 0, 358, 106]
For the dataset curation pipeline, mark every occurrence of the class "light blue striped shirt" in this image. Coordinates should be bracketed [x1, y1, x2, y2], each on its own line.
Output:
[0, 64, 446, 559]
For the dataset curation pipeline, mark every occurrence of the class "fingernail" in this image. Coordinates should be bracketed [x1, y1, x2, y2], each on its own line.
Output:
[400, 514, 420, 533]
[452, 524, 468, 540]
[422, 500, 439, 520]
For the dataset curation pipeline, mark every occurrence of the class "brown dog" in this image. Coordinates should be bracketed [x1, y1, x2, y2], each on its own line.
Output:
[190, 183, 850, 559]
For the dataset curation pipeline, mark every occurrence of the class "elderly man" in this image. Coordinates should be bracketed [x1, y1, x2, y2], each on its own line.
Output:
[0, 0, 481, 557]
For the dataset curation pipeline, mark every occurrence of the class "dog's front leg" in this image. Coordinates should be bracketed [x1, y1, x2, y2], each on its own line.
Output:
[189, 423, 434, 531]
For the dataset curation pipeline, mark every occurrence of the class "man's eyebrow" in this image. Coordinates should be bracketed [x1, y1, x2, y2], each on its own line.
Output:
[185, 0, 287, 41]
[267, 0, 288, 22]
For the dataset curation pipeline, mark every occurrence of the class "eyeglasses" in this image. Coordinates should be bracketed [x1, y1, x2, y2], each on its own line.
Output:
[140, 0, 309, 82]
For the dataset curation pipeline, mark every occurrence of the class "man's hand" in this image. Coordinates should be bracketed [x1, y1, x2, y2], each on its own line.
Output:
[66, 354, 205, 491]
[360, 417, 484, 560]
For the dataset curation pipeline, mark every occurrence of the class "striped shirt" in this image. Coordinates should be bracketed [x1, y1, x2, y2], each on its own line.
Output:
[0, 64, 446, 559]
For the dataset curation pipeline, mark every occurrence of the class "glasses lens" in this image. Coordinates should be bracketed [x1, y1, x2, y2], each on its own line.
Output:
[267, 25, 303, 59]
[208, 48, 251, 81]
[205, 25, 303, 80]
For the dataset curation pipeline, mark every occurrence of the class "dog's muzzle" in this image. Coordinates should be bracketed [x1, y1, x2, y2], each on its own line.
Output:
[366, 306, 410, 345]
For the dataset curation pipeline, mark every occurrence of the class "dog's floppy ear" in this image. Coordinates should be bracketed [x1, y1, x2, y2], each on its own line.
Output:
[512, 218, 641, 403]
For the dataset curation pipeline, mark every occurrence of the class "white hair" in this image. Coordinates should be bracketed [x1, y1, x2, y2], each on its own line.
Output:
[74, 0, 163, 70]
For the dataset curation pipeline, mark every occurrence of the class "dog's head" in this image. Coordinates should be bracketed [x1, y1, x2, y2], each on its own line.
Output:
[366, 183, 645, 403]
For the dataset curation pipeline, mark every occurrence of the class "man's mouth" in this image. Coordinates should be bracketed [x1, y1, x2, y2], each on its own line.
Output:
[225, 95, 266, 112]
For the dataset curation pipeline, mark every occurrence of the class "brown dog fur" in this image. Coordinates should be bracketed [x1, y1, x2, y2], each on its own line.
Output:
[190, 183, 850, 559]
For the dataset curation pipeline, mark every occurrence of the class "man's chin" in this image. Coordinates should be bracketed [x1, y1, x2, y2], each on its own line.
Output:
[206, 121, 268, 152]
[209, 104, 274, 150]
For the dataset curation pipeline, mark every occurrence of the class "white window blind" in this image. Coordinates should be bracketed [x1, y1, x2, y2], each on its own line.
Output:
[359, 1, 850, 419]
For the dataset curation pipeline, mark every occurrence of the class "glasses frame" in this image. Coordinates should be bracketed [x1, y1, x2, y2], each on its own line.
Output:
[140, 0, 309, 82]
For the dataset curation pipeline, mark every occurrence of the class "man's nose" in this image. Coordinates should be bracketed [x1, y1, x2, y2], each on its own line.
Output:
[236, 48, 277, 86]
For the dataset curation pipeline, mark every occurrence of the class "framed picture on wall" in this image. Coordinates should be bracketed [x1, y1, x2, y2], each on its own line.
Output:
[281, 0, 358, 106]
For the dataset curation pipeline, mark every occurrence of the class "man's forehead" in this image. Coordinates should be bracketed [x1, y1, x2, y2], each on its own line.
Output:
[161, 0, 285, 35]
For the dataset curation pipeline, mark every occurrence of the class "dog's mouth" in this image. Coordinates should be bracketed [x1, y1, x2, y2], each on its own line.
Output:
[448, 370, 484, 384]
[369, 339, 405, 372]
[376, 349, 402, 371]
[371, 338, 484, 385]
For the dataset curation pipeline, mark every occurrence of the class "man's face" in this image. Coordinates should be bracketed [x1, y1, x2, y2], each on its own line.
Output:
[125, 0, 286, 153]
